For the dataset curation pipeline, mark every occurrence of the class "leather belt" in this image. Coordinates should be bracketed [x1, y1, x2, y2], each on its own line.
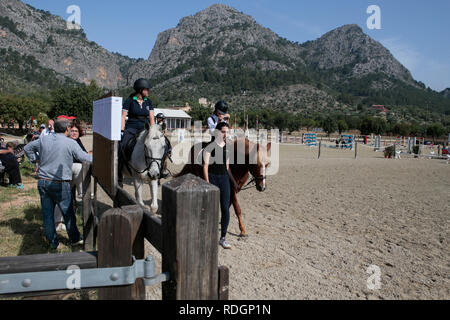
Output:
[39, 178, 71, 183]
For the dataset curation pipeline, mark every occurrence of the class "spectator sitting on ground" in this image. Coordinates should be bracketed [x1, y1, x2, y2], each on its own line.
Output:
[0, 142, 24, 190]
[24, 118, 92, 250]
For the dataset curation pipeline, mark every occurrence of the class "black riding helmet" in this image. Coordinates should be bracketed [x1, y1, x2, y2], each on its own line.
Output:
[214, 100, 228, 115]
[133, 78, 151, 92]
[156, 113, 166, 120]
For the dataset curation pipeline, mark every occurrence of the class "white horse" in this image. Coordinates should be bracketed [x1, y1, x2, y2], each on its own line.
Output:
[122, 123, 166, 212]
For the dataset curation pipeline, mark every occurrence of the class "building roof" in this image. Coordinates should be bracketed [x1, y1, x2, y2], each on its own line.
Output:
[154, 108, 191, 119]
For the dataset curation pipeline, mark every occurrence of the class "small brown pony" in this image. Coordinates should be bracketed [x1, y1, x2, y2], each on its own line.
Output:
[175, 138, 271, 237]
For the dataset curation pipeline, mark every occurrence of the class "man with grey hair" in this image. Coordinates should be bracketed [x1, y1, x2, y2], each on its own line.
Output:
[25, 119, 92, 250]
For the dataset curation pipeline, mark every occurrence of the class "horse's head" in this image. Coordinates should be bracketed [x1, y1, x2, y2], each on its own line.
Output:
[143, 122, 166, 179]
[249, 142, 271, 192]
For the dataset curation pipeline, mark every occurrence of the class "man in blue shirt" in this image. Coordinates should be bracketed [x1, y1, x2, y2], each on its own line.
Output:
[25, 119, 92, 250]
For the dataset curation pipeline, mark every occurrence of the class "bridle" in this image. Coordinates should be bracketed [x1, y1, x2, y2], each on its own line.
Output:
[126, 135, 168, 178]
[239, 167, 267, 191]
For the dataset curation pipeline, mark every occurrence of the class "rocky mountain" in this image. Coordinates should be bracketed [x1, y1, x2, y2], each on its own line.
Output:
[300, 24, 415, 85]
[130, 4, 304, 80]
[1, 1, 448, 115]
[129, 4, 431, 113]
[441, 88, 450, 98]
[0, 0, 136, 89]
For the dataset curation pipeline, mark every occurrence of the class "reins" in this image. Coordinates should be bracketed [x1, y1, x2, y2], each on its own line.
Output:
[238, 174, 266, 191]
[125, 133, 168, 177]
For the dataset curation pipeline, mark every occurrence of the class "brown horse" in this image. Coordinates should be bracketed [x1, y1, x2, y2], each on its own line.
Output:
[175, 138, 271, 237]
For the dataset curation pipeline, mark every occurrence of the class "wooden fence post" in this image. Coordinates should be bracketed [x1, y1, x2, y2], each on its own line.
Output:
[218, 266, 230, 300]
[97, 205, 144, 300]
[81, 162, 94, 251]
[161, 174, 220, 300]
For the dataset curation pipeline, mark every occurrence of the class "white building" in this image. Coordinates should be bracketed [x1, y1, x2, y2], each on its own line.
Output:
[154, 108, 192, 131]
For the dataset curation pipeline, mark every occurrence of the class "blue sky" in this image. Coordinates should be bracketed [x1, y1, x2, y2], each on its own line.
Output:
[22, 0, 450, 91]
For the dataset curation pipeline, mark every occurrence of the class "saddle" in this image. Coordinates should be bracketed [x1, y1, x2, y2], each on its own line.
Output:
[119, 131, 142, 175]
[119, 129, 172, 178]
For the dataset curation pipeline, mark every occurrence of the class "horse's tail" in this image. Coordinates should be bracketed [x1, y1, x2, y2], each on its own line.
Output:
[173, 164, 192, 178]
[173, 142, 207, 179]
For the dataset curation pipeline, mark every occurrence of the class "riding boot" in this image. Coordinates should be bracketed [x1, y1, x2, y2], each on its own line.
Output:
[118, 160, 124, 188]
[159, 157, 170, 179]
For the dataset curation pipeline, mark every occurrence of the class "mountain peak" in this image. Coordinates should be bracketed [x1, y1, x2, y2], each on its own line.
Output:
[302, 23, 414, 84]
[335, 24, 363, 32]
[178, 3, 254, 28]
[203, 3, 239, 13]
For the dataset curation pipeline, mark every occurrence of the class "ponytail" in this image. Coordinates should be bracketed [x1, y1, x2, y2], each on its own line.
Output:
[128, 91, 138, 98]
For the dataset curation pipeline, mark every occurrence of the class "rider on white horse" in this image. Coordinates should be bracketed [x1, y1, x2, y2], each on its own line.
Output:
[119, 79, 155, 185]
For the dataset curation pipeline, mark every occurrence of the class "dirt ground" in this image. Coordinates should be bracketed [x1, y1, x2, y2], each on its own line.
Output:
[81, 136, 449, 300]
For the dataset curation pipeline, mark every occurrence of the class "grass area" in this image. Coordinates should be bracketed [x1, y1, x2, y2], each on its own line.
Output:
[19, 158, 37, 179]
[1, 158, 84, 255]
[0, 185, 38, 203]
[0, 199, 85, 256]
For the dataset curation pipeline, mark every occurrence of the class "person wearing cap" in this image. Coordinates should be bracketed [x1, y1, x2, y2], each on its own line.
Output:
[40, 119, 55, 137]
[155, 113, 166, 132]
[208, 101, 230, 137]
[30, 124, 46, 142]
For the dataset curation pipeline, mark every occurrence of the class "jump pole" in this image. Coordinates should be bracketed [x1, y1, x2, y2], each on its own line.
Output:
[318, 141, 322, 159]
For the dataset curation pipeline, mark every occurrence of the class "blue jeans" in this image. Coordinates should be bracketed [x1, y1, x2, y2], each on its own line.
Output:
[37, 180, 81, 249]
[209, 173, 230, 239]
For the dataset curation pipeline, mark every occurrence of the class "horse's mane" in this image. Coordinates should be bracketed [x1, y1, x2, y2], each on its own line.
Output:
[136, 124, 162, 143]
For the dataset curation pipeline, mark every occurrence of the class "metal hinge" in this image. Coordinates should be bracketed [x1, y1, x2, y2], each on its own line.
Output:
[0, 255, 169, 295]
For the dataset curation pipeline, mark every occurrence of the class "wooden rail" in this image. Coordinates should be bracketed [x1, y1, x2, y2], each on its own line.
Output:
[114, 174, 229, 300]
[0, 169, 229, 300]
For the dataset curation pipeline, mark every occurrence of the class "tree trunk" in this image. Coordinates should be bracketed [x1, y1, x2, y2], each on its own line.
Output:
[17, 120, 24, 133]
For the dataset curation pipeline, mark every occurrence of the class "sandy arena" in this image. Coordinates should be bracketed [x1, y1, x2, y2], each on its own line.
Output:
[82, 136, 450, 300]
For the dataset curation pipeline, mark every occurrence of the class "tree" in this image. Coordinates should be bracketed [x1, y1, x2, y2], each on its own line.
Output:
[322, 117, 337, 136]
[337, 119, 349, 134]
[49, 81, 102, 122]
[188, 105, 211, 126]
[360, 117, 374, 135]
[392, 123, 411, 137]
[372, 118, 387, 135]
[0, 93, 49, 131]
[426, 123, 445, 142]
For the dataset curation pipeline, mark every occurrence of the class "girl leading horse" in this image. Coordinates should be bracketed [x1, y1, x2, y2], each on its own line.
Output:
[175, 134, 271, 237]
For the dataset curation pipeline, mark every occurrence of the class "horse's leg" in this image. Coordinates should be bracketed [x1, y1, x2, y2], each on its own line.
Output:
[149, 179, 159, 213]
[133, 178, 145, 207]
[230, 189, 248, 237]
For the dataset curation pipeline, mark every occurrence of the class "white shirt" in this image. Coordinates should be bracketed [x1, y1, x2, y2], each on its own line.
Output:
[208, 114, 219, 135]
[40, 128, 54, 137]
